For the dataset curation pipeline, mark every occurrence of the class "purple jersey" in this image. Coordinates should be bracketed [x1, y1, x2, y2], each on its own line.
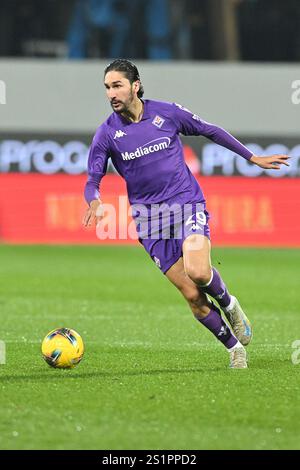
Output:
[84, 99, 253, 206]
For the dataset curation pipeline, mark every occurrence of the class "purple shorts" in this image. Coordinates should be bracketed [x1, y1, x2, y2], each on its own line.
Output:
[135, 196, 210, 274]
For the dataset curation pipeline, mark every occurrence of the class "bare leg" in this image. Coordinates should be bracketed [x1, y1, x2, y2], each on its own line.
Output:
[165, 256, 210, 320]
[183, 234, 252, 348]
[182, 234, 212, 286]
[183, 234, 231, 308]
[165, 256, 239, 351]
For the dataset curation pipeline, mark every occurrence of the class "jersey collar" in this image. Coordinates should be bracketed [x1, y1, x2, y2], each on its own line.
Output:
[116, 99, 150, 125]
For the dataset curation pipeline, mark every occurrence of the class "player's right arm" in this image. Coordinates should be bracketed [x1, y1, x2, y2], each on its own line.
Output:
[82, 199, 103, 227]
[82, 125, 110, 228]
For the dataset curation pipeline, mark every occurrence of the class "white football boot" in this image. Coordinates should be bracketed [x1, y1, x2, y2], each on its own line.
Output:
[223, 296, 253, 347]
[229, 345, 248, 369]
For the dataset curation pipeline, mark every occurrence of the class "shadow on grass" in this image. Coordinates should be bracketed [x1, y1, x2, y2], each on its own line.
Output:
[1, 358, 294, 382]
[0, 365, 227, 382]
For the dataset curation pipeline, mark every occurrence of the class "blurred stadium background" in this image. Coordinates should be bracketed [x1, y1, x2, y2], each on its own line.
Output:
[0, 0, 299, 245]
[0, 0, 300, 451]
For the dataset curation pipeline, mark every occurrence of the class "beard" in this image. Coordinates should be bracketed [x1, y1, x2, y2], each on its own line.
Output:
[111, 101, 126, 114]
[110, 90, 134, 114]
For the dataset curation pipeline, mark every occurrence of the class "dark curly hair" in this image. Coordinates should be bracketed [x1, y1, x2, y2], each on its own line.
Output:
[104, 59, 144, 98]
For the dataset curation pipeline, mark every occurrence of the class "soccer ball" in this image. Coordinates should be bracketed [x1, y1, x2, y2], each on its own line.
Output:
[41, 328, 84, 368]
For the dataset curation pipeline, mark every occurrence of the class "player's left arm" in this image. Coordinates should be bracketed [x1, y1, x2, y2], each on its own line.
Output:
[172, 103, 290, 170]
[249, 154, 290, 170]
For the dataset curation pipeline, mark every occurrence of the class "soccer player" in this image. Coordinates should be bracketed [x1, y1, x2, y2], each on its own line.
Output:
[83, 59, 289, 368]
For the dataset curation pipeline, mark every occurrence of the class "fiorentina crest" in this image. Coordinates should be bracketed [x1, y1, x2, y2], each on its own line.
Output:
[152, 115, 165, 128]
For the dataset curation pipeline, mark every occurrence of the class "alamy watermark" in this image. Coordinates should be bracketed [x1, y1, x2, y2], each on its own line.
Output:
[291, 340, 300, 365]
[291, 80, 300, 104]
[0, 80, 6, 104]
[94, 200, 208, 251]
[0, 340, 6, 364]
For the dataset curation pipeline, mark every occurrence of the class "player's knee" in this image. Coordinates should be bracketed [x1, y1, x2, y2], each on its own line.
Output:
[182, 288, 209, 319]
[181, 285, 208, 308]
[186, 266, 211, 286]
[182, 286, 201, 305]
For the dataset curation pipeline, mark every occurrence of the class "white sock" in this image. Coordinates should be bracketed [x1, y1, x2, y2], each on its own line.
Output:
[224, 295, 235, 311]
[227, 340, 243, 352]
[201, 269, 213, 287]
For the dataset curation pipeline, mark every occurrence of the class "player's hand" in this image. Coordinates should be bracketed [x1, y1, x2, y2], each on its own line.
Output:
[250, 154, 290, 170]
[82, 199, 103, 227]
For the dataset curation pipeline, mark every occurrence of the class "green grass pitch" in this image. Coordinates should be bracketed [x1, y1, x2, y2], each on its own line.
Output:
[0, 244, 299, 450]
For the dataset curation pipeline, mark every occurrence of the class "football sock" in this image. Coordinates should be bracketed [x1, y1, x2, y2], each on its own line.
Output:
[227, 340, 243, 352]
[200, 267, 231, 308]
[224, 295, 235, 311]
[198, 303, 238, 349]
